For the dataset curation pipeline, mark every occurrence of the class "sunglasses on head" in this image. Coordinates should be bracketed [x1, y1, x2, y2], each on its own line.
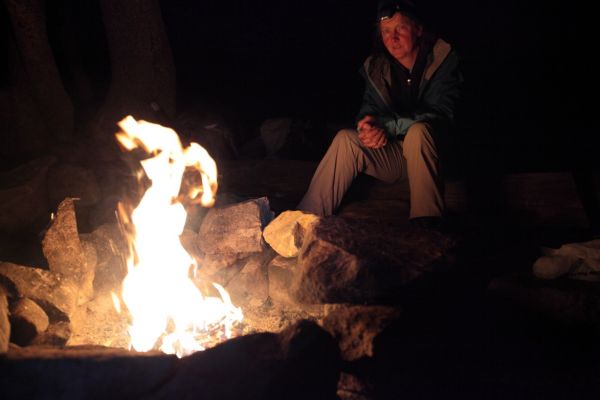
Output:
[377, 1, 420, 22]
[379, 4, 401, 21]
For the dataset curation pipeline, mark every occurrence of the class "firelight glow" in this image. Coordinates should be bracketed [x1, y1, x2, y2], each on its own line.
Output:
[113, 115, 243, 357]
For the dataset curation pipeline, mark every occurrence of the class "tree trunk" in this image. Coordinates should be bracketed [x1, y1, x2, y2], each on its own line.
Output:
[95, 0, 176, 140]
[3, 0, 74, 148]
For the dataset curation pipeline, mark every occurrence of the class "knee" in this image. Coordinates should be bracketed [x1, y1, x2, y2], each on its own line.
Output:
[403, 122, 435, 152]
[331, 128, 361, 148]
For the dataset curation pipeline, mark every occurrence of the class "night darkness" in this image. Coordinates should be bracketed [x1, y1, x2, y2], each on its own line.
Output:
[0, 0, 588, 173]
[1, 2, 599, 396]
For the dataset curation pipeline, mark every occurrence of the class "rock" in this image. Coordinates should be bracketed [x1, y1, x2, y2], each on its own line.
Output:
[534, 240, 600, 281]
[292, 217, 457, 304]
[0, 156, 55, 234]
[195, 253, 249, 287]
[31, 322, 71, 346]
[217, 159, 316, 213]
[67, 293, 129, 349]
[9, 298, 49, 346]
[321, 304, 402, 361]
[1, 320, 340, 400]
[263, 210, 320, 258]
[42, 198, 96, 303]
[268, 256, 298, 307]
[0, 286, 9, 353]
[0, 262, 78, 321]
[197, 197, 274, 255]
[0, 346, 177, 399]
[173, 107, 239, 162]
[154, 319, 340, 399]
[487, 274, 600, 327]
[275, 319, 341, 397]
[337, 372, 373, 400]
[225, 251, 274, 309]
[260, 117, 292, 157]
[179, 227, 200, 258]
[533, 256, 576, 279]
[182, 227, 256, 283]
[80, 223, 128, 295]
[47, 164, 101, 208]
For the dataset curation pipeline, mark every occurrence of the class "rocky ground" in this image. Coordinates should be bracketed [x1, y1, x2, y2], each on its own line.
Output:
[1, 153, 599, 399]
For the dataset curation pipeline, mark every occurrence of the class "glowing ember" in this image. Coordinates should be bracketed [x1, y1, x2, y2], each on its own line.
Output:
[113, 115, 243, 357]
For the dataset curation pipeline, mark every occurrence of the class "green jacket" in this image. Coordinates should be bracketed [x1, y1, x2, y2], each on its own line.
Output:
[357, 38, 463, 137]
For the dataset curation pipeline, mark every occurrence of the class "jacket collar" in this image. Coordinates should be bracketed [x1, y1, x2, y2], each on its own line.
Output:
[363, 38, 452, 106]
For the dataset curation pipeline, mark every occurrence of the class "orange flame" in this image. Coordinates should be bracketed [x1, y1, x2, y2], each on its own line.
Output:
[113, 116, 242, 357]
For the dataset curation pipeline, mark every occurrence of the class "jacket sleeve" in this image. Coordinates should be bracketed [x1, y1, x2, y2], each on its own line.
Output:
[380, 51, 463, 137]
[356, 74, 386, 123]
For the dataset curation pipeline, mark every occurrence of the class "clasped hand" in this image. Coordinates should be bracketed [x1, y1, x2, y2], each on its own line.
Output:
[357, 115, 388, 149]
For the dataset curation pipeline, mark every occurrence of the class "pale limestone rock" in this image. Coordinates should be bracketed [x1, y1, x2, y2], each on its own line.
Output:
[263, 210, 320, 258]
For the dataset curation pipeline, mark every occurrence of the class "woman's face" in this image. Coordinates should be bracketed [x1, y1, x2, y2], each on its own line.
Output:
[380, 12, 422, 65]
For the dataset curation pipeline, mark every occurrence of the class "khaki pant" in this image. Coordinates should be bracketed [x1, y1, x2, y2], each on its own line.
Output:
[297, 122, 444, 219]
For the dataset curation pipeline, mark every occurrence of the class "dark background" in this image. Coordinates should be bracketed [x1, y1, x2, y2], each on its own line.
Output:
[1, 0, 588, 173]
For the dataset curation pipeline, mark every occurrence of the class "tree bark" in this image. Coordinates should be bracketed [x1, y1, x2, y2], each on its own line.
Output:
[4, 0, 74, 146]
[95, 0, 176, 138]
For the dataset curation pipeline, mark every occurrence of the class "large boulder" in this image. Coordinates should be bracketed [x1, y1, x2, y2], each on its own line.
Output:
[292, 217, 457, 304]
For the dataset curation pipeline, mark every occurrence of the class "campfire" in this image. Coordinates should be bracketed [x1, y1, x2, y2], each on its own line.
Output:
[112, 116, 243, 357]
[0, 114, 460, 399]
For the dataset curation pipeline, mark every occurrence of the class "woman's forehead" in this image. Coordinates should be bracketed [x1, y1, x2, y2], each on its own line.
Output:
[380, 12, 413, 28]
